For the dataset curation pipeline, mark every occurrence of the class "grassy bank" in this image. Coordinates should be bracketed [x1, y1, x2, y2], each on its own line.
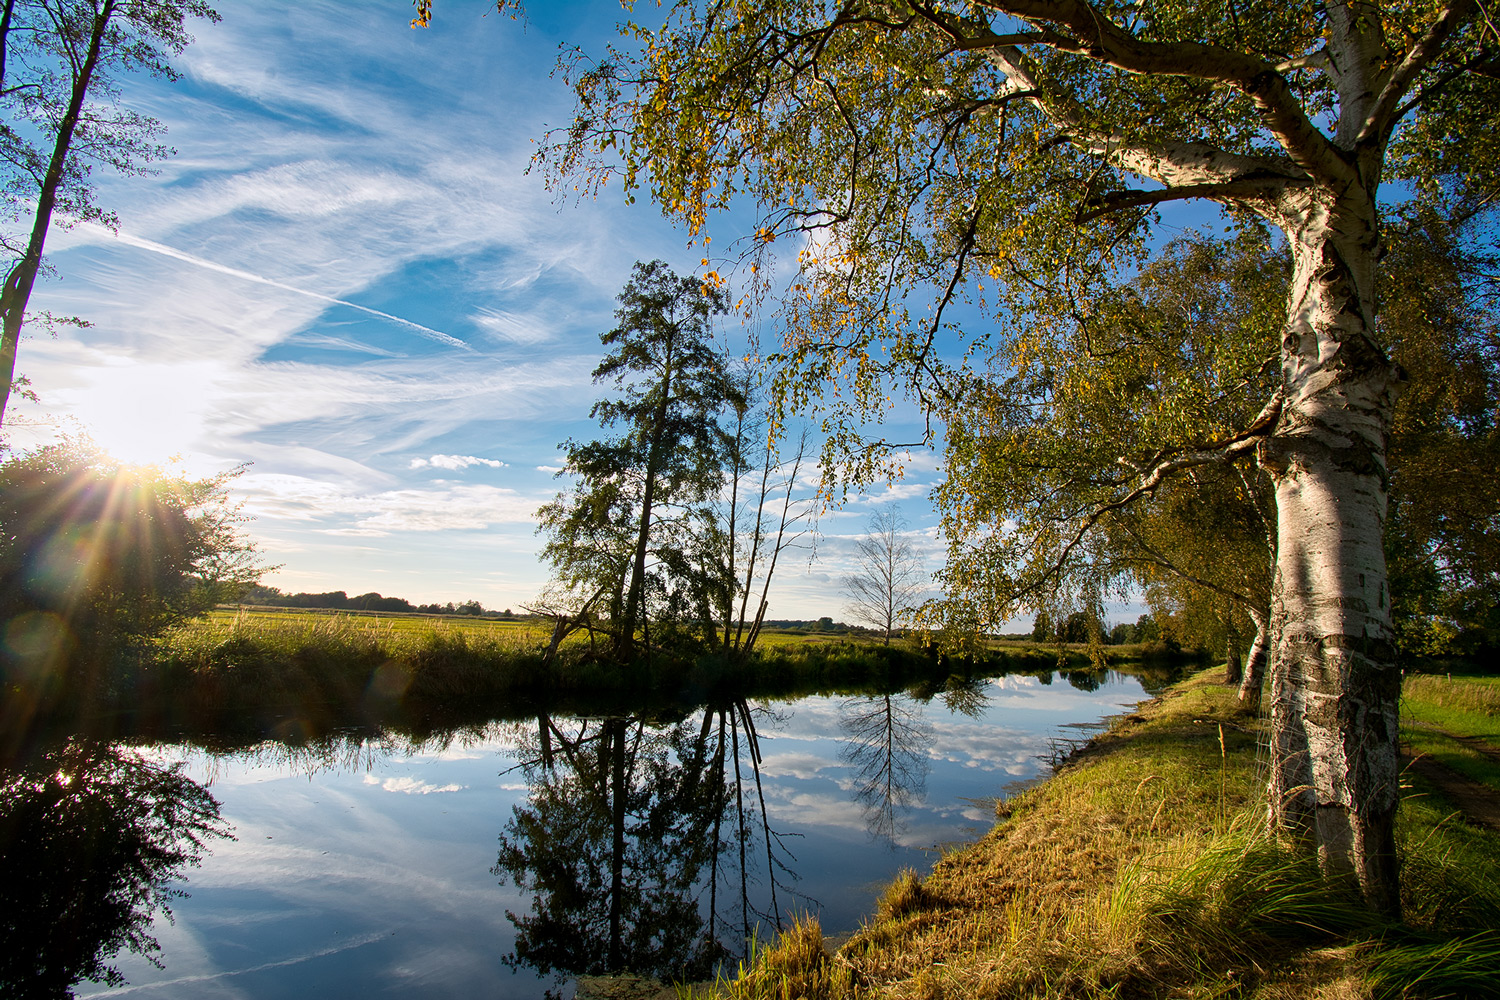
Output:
[1401, 673, 1500, 790]
[1, 608, 1196, 740]
[701, 670, 1500, 1000]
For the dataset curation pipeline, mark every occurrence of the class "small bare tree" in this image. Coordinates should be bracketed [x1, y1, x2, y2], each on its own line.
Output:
[842, 507, 926, 646]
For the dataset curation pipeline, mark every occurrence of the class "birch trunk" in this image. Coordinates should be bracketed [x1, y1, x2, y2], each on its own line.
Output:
[1237, 608, 1269, 710]
[1259, 192, 1403, 915]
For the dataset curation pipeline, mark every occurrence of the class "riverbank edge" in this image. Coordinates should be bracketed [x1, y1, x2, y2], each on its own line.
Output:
[3, 615, 1198, 747]
[678, 667, 1500, 1000]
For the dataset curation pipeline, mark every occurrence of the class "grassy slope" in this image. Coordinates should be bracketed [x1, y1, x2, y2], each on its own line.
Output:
[708, 670, 1500, 1000]
[1401, 674, 1500, 788]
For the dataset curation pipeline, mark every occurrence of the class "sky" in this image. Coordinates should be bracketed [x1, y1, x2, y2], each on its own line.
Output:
[6, 0, 955, 620]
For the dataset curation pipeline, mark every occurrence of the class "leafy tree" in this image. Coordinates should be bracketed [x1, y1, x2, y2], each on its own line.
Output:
[0, 439, 265, 693]
[1380, 208, 1500, 662]
[0, 0, 219, 428]
[842, 506, 927, 645]
[458, 0, 1497, 911]
[536, 260, 744, 663]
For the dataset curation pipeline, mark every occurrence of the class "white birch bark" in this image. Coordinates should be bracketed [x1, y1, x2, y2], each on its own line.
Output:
[1237, 606, 1270, 709]
[1258, 191, 1403, 913]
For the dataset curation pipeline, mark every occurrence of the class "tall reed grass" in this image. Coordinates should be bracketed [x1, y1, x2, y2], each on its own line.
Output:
[1403, 673, 1500, 717]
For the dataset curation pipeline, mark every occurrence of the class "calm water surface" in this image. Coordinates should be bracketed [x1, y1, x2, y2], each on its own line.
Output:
[16, 671, 1148, 998]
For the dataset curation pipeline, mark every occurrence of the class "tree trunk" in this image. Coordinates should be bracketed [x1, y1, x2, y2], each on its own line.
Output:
[620, 344, 675, 662]
[0, 0, 114, 429]
[606, 717, 627, 971]
[1237, 609, 1269, 710]
[1224, 620, 1243, 685]
[1260, 193, 1403, 916]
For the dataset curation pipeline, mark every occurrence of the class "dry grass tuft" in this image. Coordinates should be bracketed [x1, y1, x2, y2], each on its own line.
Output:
[718, 916, 853, 1000]
[874, 869, 941, 922]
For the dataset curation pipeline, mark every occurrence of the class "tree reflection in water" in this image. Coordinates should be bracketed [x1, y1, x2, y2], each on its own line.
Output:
[840, 677, 992, 842]
[495, 701, 804, 983]
[0, 740, 230, 998]
[839, 695, 934, 843]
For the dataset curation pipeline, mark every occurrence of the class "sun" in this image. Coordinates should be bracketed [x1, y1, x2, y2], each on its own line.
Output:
[55, 360, 223, 471]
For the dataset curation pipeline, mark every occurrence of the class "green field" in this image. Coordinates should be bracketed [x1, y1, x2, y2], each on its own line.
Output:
[1401, 673, 1500, 791]
[205, 605, 547, 640]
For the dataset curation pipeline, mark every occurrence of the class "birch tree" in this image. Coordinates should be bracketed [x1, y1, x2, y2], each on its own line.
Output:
[843, 506, 927, 645]
[522, 0, 1499, 913]
[0, 0, 218, 429]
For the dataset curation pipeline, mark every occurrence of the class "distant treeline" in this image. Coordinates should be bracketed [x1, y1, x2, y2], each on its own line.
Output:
[239, 585, 514, 618]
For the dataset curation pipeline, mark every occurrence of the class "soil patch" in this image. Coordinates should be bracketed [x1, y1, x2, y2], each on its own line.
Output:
[1403, 752, 1500, 831]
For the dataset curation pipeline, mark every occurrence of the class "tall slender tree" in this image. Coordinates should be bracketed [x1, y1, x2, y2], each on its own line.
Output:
[0, 0, 218, 429]
[537, 260, 744, 663]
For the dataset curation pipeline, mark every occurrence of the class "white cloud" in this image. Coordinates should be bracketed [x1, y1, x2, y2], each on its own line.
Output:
[758, 752, 841, 781]
[472, 307, 553, 345]
[411, 454, 507, 470]
[362, 775, 465, 795]
[239, 475, 540, 533]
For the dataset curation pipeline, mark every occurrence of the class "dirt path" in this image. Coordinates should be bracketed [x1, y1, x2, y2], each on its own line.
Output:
[1401, 726, 1500, 832]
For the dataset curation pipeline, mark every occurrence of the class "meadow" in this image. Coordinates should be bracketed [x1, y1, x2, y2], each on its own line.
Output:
[52, 605, 1187, 742]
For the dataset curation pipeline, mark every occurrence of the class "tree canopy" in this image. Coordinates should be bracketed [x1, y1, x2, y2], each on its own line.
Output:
[515, 0, 1500, 913]
[0, 439, 265, 701]
[537, 259, 744, 662]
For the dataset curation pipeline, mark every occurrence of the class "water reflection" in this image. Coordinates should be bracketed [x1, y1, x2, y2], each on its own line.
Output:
[0, 665, 1159, 997]
[839, 695, 932, 843]
[494, 700, 812, 983]
[0, 740, 230, 998]
[495, 714, 721, 981]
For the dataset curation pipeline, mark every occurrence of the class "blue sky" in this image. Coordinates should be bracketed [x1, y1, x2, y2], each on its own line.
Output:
[8, 1, 949, 619]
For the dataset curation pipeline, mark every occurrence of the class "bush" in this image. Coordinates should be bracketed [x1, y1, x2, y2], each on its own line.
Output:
[0, 439, 265, 695]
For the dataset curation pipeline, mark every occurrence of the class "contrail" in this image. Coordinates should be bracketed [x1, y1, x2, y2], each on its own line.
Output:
[72, 930, 390, 996]
[101, 227, 474, 352]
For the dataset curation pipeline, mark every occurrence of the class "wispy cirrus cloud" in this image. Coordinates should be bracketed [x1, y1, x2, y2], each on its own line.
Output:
[98, 227, 473, 351]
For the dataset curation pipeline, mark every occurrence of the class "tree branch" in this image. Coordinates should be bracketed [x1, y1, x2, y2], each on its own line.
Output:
[1077, 176, 1314, 222]
[978, 0, 1353, 185]
[1361, 0, 1476, 146]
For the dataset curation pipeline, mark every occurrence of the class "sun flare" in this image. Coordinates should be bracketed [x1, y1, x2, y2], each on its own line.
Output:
[57, 361, 222, 471]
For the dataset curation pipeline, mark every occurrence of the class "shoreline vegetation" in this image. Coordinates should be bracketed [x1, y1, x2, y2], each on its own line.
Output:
[678, 669, 1500, 1000]
[3, 606, 1196, 749]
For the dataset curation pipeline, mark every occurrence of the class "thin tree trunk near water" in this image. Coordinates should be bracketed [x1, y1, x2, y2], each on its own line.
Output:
[0, 0, 114, 429]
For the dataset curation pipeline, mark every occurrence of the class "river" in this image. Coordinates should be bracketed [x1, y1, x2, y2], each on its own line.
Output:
[2, 668, 1153, 998]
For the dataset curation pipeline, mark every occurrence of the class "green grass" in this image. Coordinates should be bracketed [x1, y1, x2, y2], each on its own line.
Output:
[1401, 673, 1500, 791]
[206, 606, 546, 640]
[1402, 673, 1500, 738]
